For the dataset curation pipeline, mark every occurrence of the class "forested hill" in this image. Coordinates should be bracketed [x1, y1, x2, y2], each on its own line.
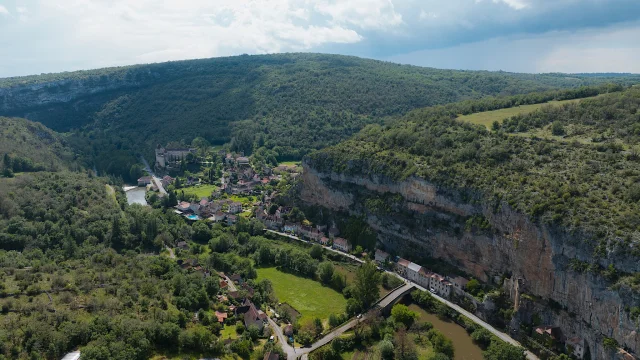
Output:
[0, 117, 76, 175]
[2, 53, 639, 163]
[307, 86, 640, 260]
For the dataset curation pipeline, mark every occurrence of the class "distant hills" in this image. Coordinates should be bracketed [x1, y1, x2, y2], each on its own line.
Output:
[1, 53, 639, 179]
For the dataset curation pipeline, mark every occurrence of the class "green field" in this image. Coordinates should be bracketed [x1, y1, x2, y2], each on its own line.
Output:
[278, 161, 301, 166]
[457, 96, 598, 129]
[256, 267, 347, 322]
[181, 184, 218, 198]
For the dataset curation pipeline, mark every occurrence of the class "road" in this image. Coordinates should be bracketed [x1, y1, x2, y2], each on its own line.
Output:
[224, 275, 238, 292]
[265, 230, 538, 360]
[140, 156, 167, 195]
[404, 278, 538, 360]
[268, 317, 297, 360]
[264, 230, 364, 264]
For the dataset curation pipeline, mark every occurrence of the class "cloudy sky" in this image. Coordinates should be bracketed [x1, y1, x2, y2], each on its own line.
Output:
[0, 0, 639, 77]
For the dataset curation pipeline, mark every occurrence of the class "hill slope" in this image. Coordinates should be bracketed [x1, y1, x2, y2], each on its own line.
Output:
[0, 117, 75, 174]
[2, 53, 638, 162]
[302, 87, 640, 359]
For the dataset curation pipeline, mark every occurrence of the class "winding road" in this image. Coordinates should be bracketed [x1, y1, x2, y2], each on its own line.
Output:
[264, 230, 538, 360]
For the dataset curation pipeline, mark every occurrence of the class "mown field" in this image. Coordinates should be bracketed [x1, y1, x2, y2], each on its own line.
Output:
[457, 96, 600, 129]
[181, 184, 218, 198]
[256, 267, 347, 322]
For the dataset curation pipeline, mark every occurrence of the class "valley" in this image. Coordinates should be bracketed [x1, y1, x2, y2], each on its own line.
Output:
[0, 54, 639, 360]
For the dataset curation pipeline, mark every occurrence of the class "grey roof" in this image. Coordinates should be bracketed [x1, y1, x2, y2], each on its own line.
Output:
[408, 262, 422, 273]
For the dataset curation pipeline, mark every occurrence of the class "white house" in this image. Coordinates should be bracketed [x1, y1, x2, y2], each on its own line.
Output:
[332, 237, 351, 252]
[430, 274, 452, 298]
[229, 202, 243, 214]
[406, 262, 423, 284]
[209, 211, 226, 222]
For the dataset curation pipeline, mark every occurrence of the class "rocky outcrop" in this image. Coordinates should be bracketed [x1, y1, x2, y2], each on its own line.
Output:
[0, 77, 140, 113]
[301, 162, 640, 359]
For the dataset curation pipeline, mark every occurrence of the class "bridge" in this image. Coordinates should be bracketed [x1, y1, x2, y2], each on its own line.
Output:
[374, 283, 415, 315]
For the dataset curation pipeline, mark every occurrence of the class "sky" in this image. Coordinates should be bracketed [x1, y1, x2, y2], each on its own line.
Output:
[0, 0, 639, 77]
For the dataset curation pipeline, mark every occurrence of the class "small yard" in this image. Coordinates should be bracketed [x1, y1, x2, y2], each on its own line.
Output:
[219, 324, 238, 341]
[181, 184, 218, 198]
[228, 194, 255, 205]
[256, 267, 347, 322]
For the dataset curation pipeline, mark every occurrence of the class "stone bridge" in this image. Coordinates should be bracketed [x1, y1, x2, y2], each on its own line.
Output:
[374, 283, 415, 316]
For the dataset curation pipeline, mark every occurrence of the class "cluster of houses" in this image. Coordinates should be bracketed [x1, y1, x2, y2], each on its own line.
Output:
[255, 206, 353, 252]
[374, 249, 469, 299]
[221, 153, 282, 196]
[174, 197, 244, 224]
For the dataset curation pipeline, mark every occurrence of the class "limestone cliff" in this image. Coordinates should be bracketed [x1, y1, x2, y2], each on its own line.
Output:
[301, 162, 640, 360]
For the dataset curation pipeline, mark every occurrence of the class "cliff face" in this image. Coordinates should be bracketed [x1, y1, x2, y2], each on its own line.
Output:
[301, 163, 640, 360]
[0, 76, 143, 113]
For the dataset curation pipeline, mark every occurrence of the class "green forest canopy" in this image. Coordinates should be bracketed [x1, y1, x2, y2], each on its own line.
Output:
[3, 53, 639, 169]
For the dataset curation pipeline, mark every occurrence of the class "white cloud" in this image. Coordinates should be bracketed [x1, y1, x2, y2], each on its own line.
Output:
[0, 0, 638, 76]
[494, 0, 529, 10]
[418, 10, 438, 20]
[0, 0, 371, 75]
[314, 0, 403, 29]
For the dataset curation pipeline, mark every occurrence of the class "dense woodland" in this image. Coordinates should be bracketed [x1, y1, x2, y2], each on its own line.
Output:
[3, 54, 639, 180]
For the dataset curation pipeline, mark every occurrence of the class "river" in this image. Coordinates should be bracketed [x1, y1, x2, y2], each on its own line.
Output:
[124, 186, 148, 206]
[407, 303, 484, 360]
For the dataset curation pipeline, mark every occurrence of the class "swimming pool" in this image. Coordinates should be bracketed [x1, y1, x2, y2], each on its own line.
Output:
[186, 214, 199, 221]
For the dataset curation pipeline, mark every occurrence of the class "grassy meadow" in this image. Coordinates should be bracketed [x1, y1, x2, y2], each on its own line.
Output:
[181, 184, 218, 198]
[256, 267, 347, 323]
[457, 96, 599, 129]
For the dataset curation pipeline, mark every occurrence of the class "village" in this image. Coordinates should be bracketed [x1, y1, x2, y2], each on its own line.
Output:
[133, 146, 586, 360]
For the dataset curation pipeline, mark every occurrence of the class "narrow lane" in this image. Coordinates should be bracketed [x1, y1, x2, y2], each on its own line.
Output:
[140, 156, 167, 195]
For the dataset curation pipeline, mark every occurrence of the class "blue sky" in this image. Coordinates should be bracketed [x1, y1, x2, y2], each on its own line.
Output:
[0, 0, 639, 77]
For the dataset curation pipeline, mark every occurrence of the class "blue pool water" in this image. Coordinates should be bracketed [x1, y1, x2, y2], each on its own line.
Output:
[186, 214, 199, 220]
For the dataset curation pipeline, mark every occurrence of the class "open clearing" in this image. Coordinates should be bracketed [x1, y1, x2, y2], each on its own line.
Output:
[278, 161, 301, 166]
[457, 96, 599, 129]
[181, 184, 218, 198]
[256, 267, 346, 322]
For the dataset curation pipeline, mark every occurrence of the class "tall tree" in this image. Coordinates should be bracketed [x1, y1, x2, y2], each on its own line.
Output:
[354, 260, 380, 309]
